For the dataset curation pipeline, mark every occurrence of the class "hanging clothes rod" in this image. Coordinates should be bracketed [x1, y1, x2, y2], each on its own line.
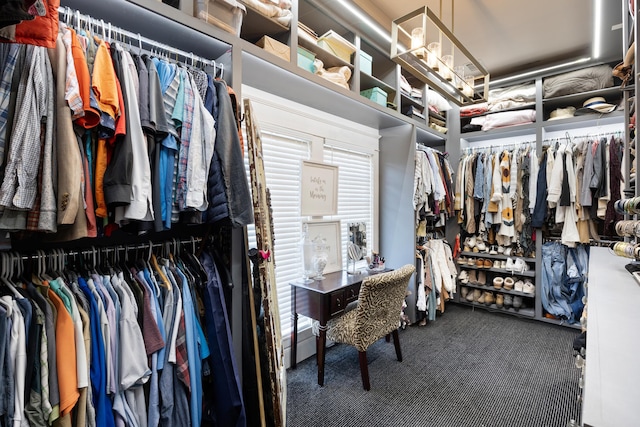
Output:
[9, 236, 204, 262]
[542, 131, 623, 145]
[58, 6, 223, 72]
[463, 140, 535, 154]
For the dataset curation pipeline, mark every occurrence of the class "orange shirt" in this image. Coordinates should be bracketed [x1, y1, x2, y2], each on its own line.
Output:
[92, 39, 120, 123]
[71, 29, 100, 129]
[48, 289, 79, 416]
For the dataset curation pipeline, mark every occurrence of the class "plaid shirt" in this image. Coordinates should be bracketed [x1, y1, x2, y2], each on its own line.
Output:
[0, 44, 20, 173]
[175, 309, 190, 390]
[0, 45, 47, 210]
[176, 68, 195, 211]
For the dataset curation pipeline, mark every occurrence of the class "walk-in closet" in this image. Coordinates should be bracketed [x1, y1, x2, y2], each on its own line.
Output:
[0, 0, 637, 426]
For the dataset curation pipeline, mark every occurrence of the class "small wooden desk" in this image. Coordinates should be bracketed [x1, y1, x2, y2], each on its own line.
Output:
[290, 269, 386, 386]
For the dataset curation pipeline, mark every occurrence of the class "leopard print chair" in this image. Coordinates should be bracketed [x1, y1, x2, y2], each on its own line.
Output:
[315, 264, 415, 390]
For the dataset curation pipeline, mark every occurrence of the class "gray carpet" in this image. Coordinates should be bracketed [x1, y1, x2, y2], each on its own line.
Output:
[286, 304, 581, 427]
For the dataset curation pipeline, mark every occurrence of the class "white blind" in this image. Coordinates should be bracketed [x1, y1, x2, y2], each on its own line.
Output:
[244, 130, 311, 337]
[323, 145, 374, 269]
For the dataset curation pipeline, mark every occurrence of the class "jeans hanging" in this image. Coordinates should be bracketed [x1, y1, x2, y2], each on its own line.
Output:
[541, 241, 588, 323]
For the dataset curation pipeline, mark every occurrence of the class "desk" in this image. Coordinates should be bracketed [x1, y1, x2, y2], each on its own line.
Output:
[290, 269, 385, 386]
[582, 248, 640, 427]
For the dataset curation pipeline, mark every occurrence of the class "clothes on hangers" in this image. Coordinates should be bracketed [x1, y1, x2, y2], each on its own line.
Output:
[413, 146, 455, 225]
[0, 22, 252, 240]
[455, 144, 537, 254]
[415, 239, 457, 321]
[0, 243, 245, 427]
[534, 135, 624, 245]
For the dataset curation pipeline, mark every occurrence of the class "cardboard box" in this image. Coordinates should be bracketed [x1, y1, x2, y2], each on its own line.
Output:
[195, 0, 246, 36]
[257, 35, 290, 62]
[317, 30, 356, 63]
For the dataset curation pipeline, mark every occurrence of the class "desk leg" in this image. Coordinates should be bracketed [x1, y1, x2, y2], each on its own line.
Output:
[317, 322, 327, 386]
[290, 286, 298, 369]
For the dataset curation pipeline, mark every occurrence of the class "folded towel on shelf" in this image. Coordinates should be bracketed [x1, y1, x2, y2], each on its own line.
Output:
[470, 109, 536, 131]
[460, 102, 488, 117]
[240, 0, 292, 26]
[313, 59, 351, 90]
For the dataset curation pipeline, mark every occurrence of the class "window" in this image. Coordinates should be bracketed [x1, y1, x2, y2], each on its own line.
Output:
[242, 87, 379, 341]
[323, 145, 374, 269]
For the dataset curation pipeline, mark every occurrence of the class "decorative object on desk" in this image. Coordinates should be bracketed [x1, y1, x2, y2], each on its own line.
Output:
[299, 223, 316, 284]
[300, 161, 338, 216]
[312, 238, 329, 280]
[368, 251, 385, 271]
[304, 220, 342, 274]
[347, 242, 362, 275]
[391, 5, 489, 106]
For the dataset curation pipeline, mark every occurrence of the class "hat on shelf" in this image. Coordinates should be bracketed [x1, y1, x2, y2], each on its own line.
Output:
[548, 106, 576, 121]
[574, 96, 617, 115]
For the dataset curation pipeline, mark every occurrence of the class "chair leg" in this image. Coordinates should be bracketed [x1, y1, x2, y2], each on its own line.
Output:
[358, 351, 370, 391]
[385, 334, 390, 342]
[392, 329, 402, 362]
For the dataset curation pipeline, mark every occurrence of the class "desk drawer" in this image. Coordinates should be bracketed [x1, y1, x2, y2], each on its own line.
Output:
[330, 291, 346, 316]
[345, 286, 358, 303]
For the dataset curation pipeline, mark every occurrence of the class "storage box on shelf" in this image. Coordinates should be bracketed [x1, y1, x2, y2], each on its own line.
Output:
[195, 0, 246, 36]
[297, 46, 316, 73]
[317, 30, 356, 63]
[361, 87, 387, 107]
[359, 50, 373, 76]
[256, 35, 290, 61]
[237, 0, 292, 41]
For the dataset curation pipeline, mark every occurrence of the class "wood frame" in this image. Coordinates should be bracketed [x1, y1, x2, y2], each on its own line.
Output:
[301, 161, 339, 216]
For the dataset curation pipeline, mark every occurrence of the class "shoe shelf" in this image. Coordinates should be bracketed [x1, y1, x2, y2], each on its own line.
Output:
[457, 300, 535, 318]
[459, 251, 536, 263]
[457, 264, 536, 278]
[537, 315, 582, 330]
[459, 282, 535, 298]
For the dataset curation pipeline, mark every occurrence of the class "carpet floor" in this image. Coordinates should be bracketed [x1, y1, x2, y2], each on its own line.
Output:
[286, 303, 581, 427]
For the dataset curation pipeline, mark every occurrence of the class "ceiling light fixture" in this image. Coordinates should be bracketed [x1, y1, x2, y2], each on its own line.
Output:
[593, 0, 602, 59]
[336, 0, 392, 43]
[390, 6, 489, 106]
[489, 57, 592, 87]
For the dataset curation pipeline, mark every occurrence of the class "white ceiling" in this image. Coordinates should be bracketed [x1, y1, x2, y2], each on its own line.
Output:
[352, 0, 624, 79]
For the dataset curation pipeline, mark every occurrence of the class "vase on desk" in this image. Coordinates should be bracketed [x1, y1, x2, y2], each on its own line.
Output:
[300, 224, 315, 283]
[312, 239, 329, 280]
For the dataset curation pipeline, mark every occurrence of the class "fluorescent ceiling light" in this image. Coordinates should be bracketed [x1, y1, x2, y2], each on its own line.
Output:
[489, 57, 591, 86]
[337, 0, 392, 43]
[593, 0, 602, 59]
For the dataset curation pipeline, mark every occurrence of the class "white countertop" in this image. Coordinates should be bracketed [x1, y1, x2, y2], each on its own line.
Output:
[582, 247, 640, 427]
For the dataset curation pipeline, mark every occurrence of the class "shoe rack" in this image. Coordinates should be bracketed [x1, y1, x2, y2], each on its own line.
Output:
[456, 250, 536, 319]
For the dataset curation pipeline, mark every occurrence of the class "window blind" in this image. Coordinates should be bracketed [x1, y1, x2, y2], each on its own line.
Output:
[244, 130, 311, 337]
[324, 145, 374, 269]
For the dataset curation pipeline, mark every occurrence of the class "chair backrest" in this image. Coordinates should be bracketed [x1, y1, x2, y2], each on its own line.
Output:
[352, 264, 415, 351]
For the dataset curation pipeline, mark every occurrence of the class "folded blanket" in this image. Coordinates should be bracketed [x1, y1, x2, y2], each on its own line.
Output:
[543, 64, 613, 98]
[470, 109, 536, 131]
[460, 102, 488, 117]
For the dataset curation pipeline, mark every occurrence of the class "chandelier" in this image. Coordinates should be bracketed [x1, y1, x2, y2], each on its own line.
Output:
[391, 6, 489, 106]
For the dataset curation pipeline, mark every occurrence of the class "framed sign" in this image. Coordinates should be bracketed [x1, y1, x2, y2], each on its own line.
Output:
[304, 220, 342, 274]
[301, 161, 338, 216]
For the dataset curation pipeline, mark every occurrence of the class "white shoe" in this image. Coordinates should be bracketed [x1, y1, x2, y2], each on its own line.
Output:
[497, 245, 505, 254]
[514, 280, 524, 292]
[500, 260, 507, 269]
[459, 270, 469, 284]
[503, 247, 512, 256]
[523, 280, 535, 294]
[513, 258, 528, 274]
[468, 235, 477, 248]
[505, 257, 515, 272]
[476, 240, 487, 252]
[489, 245, 498, 255]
